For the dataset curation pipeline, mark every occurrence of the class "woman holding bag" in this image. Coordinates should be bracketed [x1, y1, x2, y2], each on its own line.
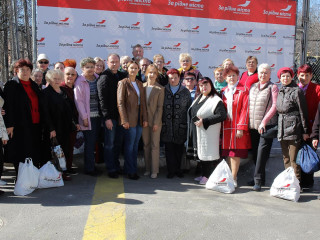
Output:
[142, 65, 164, 179]
[276, 67, 308, 182]
[248, 64, 279, 191]
[188, 77, 227, 185]
[43, 70, 74, 180]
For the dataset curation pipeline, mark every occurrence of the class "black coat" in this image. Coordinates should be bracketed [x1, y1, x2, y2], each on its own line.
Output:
[3, 77, 48, 165]
[97, 69, 127, 121]
[161, 84, 192, 144]
[42, 85, 74, 160]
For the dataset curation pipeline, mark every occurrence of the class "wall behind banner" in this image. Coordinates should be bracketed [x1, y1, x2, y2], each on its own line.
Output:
[37, 0, 297, 82]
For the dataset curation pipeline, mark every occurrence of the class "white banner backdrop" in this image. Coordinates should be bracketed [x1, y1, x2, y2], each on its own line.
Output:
[37, 4, 296, 83]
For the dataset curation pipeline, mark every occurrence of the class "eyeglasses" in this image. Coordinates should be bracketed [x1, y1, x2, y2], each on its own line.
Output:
[185, 77, 195, 81]
[39, 61, 49, 64]
[65, 73, 76, 76]
[155, 61, 164, 64]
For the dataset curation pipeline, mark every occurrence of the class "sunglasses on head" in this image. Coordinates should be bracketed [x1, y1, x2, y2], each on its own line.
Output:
[39, 61, 49, 64]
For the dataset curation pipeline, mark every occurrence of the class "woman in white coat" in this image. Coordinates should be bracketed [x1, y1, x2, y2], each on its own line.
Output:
[187, 77, 227, 185]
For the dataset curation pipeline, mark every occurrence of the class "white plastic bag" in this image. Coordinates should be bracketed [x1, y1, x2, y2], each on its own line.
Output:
[270, 167, 300, 202]
[38, 161, 64, 189]
[205, 160, 235, 194]
[14, 158, 40, 196]
[53, 145, 67, 171]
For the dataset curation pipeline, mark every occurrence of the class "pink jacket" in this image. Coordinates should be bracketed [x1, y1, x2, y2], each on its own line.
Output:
[74, 73, 99, 130]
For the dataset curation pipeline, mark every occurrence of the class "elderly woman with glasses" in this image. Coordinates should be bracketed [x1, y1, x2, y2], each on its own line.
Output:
[178, 53, 202, 82]
[36, 53, 50, 86]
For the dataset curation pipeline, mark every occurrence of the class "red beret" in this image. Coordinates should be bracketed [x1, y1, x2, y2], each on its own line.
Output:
[277, 67, 294, 79]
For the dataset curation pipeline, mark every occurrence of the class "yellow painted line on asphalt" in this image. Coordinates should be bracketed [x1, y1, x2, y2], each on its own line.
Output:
[83, 176, 126, 240]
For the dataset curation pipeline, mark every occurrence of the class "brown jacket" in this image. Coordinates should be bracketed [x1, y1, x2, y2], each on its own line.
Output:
[144, 82, 165, 127]
[117, 78, 147, 127]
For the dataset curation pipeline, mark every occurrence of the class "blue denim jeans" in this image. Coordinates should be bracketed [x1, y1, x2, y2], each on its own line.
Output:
[123, 124, 142, 174]
[104, 119, 124, 173]
[83, 117, 101, 173]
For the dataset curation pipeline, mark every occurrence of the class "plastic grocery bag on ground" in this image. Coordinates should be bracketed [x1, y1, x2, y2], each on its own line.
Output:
[270, 167, 300, 202]
[205, 160, 235, 194]
[14, 158, 40, 196]
[38, 161, 64, 189]
[296, 142, 320, 174]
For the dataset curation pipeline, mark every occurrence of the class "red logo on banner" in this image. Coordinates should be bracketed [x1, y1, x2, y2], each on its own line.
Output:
[246, 30, 253, 33]
[193, 62, 199, 66]
[37, 37, 45, 42]
[132, 22, 140, 26]
[74, 39, 83, 43]
[220, 28, 227, 32]
[192, 26, 199, 30]
[97, 20, 106, 24]
[280, 5, 292, 11]
[165, 61, 171, 65]
[230, 46, 236, 50]
[271, 32, 277, 35]
[255, 47, 261, 50]
[271, 64, 275, 68]
[238, 1, 251, 7]
[60, 17, 69, 22]
[277, 48, 283, 52]
[202, 44, 209, 49]
[164, 24, 172, 28]
[111, 40, 119, 44]
[144, 42, 152, 46]
[174, 43, 181, 47]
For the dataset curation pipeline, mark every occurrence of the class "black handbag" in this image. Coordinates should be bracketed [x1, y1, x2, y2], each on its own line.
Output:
[261, 124, 278, 139]
[260, 85, 278, 139]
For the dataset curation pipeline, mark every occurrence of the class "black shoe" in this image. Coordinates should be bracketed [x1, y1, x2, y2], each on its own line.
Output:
[62, 172, 72, 181]
[85, 169, 102, 177]
[247, 180, 255, 186]
[176, 172, 184, 178]
[253, 184, 261, 191]
[66, 169, 78, 175]
[108, 172, 119, 179]
[167, 173, 175, 179]
[116, 168, 124, 175]
[128, 173, 140, 180]
[0, 190, 4, 196]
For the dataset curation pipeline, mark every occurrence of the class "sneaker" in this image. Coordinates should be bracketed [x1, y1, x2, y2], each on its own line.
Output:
[150, 173, 157, 179]
[199, 176, 208, 185]
[144, 171, 150, 176]
[233, 180, 238, 188]
[62, 173, 72, 181]
[0, 180, 7, 186]
[194, 176, 203, 182]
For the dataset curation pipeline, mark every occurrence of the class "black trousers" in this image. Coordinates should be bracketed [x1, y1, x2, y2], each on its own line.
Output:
[165, 142, 184, 174]
[250, 129, 274, 184]
[5, 124, 42, 173]
[201, 159, 221, 178]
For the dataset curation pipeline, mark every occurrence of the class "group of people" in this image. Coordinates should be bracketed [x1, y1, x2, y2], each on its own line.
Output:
[1, 44, 320, 197]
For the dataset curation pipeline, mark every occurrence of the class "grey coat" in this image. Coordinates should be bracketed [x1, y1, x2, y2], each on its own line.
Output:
[161, 84, 192, 144]
[276, 81, 308, 141]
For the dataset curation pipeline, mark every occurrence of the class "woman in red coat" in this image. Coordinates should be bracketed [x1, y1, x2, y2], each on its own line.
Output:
[221, 66, 251, 187]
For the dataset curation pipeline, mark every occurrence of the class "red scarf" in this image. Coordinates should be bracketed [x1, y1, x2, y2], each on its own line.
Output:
[20, 80, 40, 124]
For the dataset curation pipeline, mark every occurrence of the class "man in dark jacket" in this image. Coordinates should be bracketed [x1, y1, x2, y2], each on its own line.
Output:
[97, 53, 127, 178]
[161, 68, 192, 178]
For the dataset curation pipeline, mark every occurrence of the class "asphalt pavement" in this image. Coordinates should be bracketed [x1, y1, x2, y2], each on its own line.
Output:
[0, 140, 320, 240]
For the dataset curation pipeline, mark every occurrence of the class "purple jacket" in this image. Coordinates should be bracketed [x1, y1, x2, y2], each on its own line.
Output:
[74, 73, 99, 130]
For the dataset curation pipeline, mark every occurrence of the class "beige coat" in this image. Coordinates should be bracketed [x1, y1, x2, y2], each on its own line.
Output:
[143, 82, 164, 127]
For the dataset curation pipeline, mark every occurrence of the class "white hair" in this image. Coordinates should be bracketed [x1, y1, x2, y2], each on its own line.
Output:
[258, 63, 271, 73]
